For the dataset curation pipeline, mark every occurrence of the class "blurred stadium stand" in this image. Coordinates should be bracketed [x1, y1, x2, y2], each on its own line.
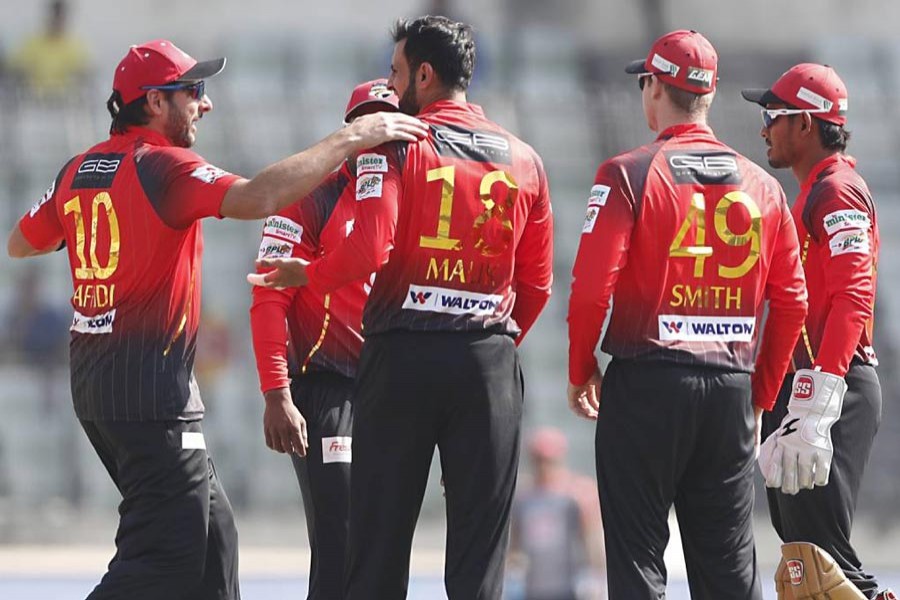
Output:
[1, 0, 899, 563]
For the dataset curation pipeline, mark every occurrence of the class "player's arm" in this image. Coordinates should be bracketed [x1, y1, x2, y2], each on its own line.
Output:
[751, 198, 808, 411]
[809, 191, 876, 376]
[249, 208, 317, 456]
[511, 154, 554, 344]
[567, 164, 634, 385]
[7, 225, 60, 257]
[221, 113, 425, 220]
[301, 147, 401, 293]
[567, 164, 635, 419]
[9, 171, 67, 259]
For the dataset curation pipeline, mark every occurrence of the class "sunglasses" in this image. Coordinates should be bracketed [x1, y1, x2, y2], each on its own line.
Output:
[761, 107, 827, 128]
[141, 80, 206, 100]
[638, 73, 654, 91]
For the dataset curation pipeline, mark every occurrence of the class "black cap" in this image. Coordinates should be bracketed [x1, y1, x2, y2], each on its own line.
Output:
[740, 88, 782, 106]
[175, 57, 227, 83]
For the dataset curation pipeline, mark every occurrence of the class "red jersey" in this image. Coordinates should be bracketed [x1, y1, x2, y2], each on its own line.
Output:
[790, 154, 878, 376]
[568, 123, 807, 410]
[250, 164, 367, 392]
[17, 127, 239, 420]
[304, 100, 553, 340]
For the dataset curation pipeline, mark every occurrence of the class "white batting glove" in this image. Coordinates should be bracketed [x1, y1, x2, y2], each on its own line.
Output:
[758, 369, 847, 495]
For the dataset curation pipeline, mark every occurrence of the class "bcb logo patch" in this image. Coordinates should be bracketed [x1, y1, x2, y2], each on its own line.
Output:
[787, 559, 804, 585]
[793, 375, 814, 400]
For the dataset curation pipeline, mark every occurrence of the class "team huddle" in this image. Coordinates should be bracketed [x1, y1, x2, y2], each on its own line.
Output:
[4, 13, 890, 600]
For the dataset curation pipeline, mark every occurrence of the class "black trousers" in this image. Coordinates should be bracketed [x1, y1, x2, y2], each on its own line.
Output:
[595, 359, 761, 600]
[762, 363, 882, 599]
[80, 418, 239, 600]
[344, 331, 523, 600]
[289, 372, 354, 600]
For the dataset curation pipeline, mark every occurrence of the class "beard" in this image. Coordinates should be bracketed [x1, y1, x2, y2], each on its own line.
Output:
[398, 72, 420, 115]
[165, 101, 195, 148]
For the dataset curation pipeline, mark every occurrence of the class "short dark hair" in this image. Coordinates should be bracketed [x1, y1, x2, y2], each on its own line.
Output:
[662, 81, 712, 116]
[391, 16, 475, 91]
[816, 118, 850, 152]
[106, 89, 172, 134]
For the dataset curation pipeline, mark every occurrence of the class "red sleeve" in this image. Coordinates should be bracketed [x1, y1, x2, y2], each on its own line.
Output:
[18, 166, 69, 251]
[250, 204, 313, 393]
[305, 146, 399, 294]
[567, 161, 635, 385]
[752, 199, 808, 410]
[136, 147, 240, 229]
[512, 154, 554, 344]
[808, 188, 875, 376]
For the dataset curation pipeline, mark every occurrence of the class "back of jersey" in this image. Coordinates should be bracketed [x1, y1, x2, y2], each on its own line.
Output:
[598, 126, 796, 371]
[362, 101, 552, 336]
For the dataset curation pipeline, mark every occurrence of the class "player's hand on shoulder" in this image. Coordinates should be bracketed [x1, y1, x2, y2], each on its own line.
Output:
[347, 112, 428, 148]
[262, 387, 309, 456]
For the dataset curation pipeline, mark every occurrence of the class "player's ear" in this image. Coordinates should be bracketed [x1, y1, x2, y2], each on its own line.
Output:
[145, 89, 166, 116]
[419, 62, 435, 87]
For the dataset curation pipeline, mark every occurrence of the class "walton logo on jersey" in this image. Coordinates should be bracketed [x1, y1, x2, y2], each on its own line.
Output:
[665, 151, 742, 186]
[402, 284, 502, 316]
[409, 290, 433, 304]
[71, 309, 116, 335]
[658, 314, 755, 342]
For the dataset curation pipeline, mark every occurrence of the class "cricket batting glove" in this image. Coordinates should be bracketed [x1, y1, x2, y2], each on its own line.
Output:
[759, 369, 847, 495]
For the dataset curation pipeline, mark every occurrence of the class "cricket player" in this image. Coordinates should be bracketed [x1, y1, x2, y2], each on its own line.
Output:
[252, 15, 554, 599]
[6, 39, 424, 599]
[249, 79, 399, 599]
[567, 30, 808, 599]
[744, 63, 894, 600]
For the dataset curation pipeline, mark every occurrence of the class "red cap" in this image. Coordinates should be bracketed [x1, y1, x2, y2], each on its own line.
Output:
[527, 427, 568, 461]
[625, 29, 718, 94]
[343, 79, 399, 123]
[113, 39, 226, 105]
[741, 63, 848, 126]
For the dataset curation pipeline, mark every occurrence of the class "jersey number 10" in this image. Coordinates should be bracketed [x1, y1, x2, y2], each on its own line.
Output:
[63, 192, 121, 280]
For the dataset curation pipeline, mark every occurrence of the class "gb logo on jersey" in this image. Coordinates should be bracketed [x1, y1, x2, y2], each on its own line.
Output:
[356, 173, 383, 200]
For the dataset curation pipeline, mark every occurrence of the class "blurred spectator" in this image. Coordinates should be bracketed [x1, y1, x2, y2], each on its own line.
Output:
[7, 0, 91, 101]
[510, 427, 606, 600]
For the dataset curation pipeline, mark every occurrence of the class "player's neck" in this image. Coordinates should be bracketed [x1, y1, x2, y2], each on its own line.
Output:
[792, 146, 838, 186]
[419, 88, 467, 111]
[653, 106, 707, 134]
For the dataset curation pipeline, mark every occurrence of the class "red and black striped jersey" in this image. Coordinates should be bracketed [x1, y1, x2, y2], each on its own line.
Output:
[250, 164, 367, 392]
[568, 123, 807, 410]
[304, 100, 553, 341]
[791, 154, 878, 376]
[17, 127, 239, 420]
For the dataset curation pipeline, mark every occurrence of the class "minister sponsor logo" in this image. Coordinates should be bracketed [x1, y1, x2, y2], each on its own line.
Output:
[402, 285, 502, 316]
[658, 314, 754, 342]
